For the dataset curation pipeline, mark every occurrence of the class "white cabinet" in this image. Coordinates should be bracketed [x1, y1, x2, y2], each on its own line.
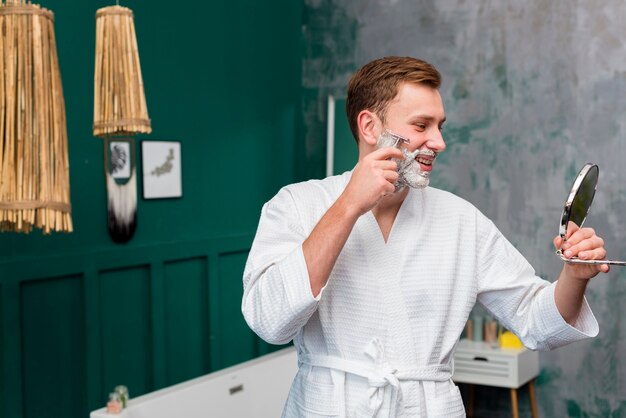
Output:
[452, 339, 540, 418]
[453, 339, 539, 388]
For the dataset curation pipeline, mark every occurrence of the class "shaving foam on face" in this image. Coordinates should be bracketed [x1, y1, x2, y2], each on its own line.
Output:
[376, 132, 430, 190]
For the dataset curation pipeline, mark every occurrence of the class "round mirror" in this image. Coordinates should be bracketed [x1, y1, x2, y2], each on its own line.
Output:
[556, 163, 626, 266]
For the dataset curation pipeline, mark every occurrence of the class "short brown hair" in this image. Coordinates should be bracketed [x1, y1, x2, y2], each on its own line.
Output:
[346, 56, 441, 142]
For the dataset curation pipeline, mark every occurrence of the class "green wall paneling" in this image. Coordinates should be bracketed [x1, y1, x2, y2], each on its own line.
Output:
[21, 276, 86, 418]
[216, 251, 259, 369]
[99, 266, 153, 398]
[1, 282, 21, 418]
[0, 234, 261, 418]
[149, 261, 166, 390]
[84, 266, 103, 412]
[163, 257, 209, 386]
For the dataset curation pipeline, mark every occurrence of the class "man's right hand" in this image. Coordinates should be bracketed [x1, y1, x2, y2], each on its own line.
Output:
[340, 146, 403, 216]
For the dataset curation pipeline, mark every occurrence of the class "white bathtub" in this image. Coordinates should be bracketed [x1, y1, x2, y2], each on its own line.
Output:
[90, 347, 297, 418]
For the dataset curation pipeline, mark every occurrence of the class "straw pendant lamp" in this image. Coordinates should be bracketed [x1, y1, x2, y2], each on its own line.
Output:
[0, 0, 72, 233]
[94, 3, 151, 243]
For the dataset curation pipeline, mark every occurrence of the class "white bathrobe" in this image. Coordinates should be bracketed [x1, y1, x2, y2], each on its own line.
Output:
[242, 171, 598, 418]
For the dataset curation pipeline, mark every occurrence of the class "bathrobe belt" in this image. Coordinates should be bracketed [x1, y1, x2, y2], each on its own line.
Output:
[299, 353, 452, 418]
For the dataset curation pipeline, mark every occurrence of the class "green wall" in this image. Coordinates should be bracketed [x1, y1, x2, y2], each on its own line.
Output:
[0, 1, 302, 417]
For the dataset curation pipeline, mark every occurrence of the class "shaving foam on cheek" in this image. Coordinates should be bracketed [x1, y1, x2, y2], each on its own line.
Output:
[376, 132, 400, 148]
[397, 149, 430, 189]
[401, 159, 430, 189]
[376, 132, 430, 190]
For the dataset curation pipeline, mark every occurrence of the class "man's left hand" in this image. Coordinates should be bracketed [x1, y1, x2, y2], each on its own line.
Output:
[553, 225, 610, 280]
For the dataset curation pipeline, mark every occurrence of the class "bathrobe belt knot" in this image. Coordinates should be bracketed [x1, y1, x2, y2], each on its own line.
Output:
[300, 341, 452, 418]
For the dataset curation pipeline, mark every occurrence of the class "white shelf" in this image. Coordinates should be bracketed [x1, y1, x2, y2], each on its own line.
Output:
[452, 339, 539, 389]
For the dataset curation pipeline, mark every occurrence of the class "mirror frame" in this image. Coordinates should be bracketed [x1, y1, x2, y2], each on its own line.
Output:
[559, 163, 598, 241]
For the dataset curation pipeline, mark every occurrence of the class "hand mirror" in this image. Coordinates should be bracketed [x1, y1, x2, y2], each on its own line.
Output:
[556, 163, 626, 266]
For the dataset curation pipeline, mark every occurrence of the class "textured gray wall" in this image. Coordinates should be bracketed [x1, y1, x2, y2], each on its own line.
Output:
[303, 0, 626, 416]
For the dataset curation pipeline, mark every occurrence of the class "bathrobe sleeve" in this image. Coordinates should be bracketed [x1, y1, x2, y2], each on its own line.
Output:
[475, 214, 599, 351]
[242, 187, 324, 345]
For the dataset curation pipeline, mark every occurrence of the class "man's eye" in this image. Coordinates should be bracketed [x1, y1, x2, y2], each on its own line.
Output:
[415, 124, 426, 131]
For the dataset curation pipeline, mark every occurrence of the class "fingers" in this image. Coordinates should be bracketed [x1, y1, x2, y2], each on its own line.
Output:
[576, 246, 606, 261]
[369, 146, 404, 161]
[565, 221, 580, 240]
[382, 169, 399, 184]
[560, 227, 606, 260]
[377, 159, 400, 171]
[557, 227, 611, 279]
[344, 146, 405, 213]
[561, 227, 594, 249]
[362, 159, 398, 185]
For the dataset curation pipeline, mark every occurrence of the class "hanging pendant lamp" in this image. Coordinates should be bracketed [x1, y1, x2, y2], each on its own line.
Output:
[0, 0, 72, 233]
[93, 5, 151, 138]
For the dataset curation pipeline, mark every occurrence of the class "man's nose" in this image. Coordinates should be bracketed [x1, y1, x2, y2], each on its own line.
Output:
[428, 129, 446, 152]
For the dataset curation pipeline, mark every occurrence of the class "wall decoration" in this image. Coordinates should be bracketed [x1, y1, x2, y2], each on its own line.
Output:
[141, 141, 183, 199]
[105, 139, 137, 243]
[0, 0, 72, 233]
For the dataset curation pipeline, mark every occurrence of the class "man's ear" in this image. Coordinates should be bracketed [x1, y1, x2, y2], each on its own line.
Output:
[356, 110, 382, 146]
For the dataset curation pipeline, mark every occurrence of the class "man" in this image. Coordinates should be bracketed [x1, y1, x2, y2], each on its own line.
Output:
[242, 56, 607, 417]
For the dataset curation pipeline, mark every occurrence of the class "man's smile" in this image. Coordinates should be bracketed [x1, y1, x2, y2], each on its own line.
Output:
[414, 150, 436, 171]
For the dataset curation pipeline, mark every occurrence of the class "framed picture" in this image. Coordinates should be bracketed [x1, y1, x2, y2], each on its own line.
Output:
[141, 140, 183, 199]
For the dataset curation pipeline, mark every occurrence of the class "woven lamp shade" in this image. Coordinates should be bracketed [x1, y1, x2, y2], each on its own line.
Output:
[0, 0, 72, 233]
[93, 5, 151, 137]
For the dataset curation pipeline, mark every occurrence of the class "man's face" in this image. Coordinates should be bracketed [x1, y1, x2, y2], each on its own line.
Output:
[378, 82, 447, 188]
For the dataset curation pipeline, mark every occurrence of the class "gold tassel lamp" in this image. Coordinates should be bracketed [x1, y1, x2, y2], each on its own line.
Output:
[0, 0, 72, 233]
[93, 5, 151, 137]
